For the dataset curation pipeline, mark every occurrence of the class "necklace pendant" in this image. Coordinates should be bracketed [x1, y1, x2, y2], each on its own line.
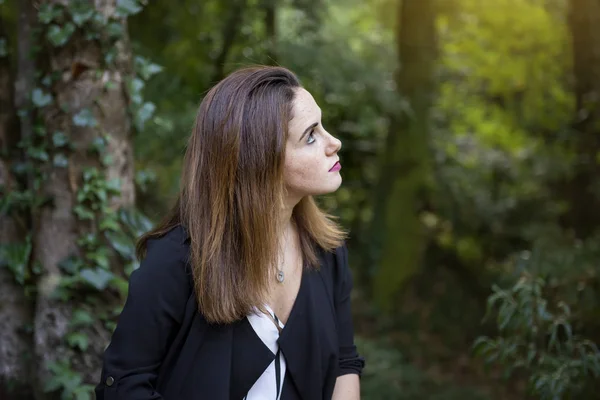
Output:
[276, 270, 285, 283]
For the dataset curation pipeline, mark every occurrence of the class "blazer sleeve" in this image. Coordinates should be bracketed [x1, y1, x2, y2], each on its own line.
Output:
[334, 243, 366, 377]
[95, 235, 192, 399]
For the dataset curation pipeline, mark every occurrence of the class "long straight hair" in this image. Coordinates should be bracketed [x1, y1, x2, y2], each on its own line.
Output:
[136, 66, 346, 324]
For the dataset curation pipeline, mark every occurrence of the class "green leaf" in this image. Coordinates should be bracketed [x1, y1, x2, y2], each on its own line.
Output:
[135, 56, 163, 80]
[69, 1, 95, 26]
[82, 167, 99, 182]
[53, 153, 69, 168]
[67, 332, 89, 351]
[28, 147, 49, 162]
[79, 268, 113, 290]
[52, 131, 69, 147]
[90, 136, 106, 153]
[135, 169, 156, 192]
[95, 188, 107, 202]
[88, 249, 110, 270]
[77, 233, 98, 250]
[38, 4, 63, 24]
[47, 23, 76, 47]
[104, 320, 117, 332]
[99, 216, 120, 232]
[134, 102, 156, 131]
[61, 372, 82, 394]
[106, 22, 124, 39]
[0, 238, 32, 285]
[104, 80, 117, 90]
[101, 154, 114, 166]
[119, 207, 153, 237]
[73, 205, 95, 220]
[77, 187, 89, 203]
[90, 11, 106, 27]
[104, 47, 117, 65]
[0, 189, 34, 214]
[73, 386, 93, 400]
[41, 74, 54, 87]
[105, 178, 121, 194]
[58, 255, 83, 274]
[84, 30, 100, 41]
[32, 88, 53, 107]
[105, 231, 135, 260]
[116, 0, 143, 17]
[43, 375, 63, 393]
[112, 276, 129, 298]
[70, 309, 95, 328]
[43, 360, 81, 393]
[127, 78, 145, 104]
[73, 109, 98, 127]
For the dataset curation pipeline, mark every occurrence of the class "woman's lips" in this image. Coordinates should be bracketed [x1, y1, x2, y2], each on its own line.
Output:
[329, 161, 341, 172]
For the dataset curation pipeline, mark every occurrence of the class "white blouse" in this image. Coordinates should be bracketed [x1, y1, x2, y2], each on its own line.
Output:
[244, 305, 286, 400]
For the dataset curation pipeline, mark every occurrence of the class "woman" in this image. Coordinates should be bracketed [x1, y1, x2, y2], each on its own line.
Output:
[95, 65, 364, 400]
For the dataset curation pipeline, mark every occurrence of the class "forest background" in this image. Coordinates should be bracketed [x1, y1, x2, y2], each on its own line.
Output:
[1, 0, 600, 399]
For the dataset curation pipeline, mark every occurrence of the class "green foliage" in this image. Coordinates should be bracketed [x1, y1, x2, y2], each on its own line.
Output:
[433, 0, 574, 249]
[0, 1, 160, 398]
[66, 332, 89, 352]
[474, 271, 600, 399]
[72, 109, 98, 128]
[0, 235, 32, 285]
[358, 336, 491, 400]
[47, 22, 76, 46]
[78, 268, 114, 291]
[70, 309, 95, 328]
[115, 0, 145, 18]
[38, 3, 65, 25]
[44, 360, 95, 400]
[5, 0, 599, 398]
[31, 88, 54, 107]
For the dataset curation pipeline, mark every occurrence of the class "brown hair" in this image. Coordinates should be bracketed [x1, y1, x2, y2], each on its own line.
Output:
[136, 65, 346, 324]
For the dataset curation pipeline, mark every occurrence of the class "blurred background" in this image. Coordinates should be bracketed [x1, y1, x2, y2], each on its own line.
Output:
[1, 0, 600, 399]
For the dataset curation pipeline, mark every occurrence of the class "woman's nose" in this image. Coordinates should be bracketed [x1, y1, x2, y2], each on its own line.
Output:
[327, 133, 342, 155]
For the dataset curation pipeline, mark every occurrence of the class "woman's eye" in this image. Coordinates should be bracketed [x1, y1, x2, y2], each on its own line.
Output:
[307, 130, 316, 144]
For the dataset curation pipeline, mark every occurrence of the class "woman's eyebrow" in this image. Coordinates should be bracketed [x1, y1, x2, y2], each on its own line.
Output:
[299, 122, 318, 142]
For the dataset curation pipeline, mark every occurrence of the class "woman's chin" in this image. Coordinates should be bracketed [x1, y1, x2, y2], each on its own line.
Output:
[314, 179, 343, 196]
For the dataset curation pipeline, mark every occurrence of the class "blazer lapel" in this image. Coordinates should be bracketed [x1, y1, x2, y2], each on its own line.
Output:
[184, 321, 234, 399]
[230, 317, 277, 399]
[279, 267, 325, 400]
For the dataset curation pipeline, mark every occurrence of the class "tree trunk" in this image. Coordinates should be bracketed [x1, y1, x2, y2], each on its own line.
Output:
[0, 6, 35, 400]
[370, 0, 436, 309]
[562, 0, 600, 238]
[211, 0, 247, 83]
[264, 0, 277, 64]
[4, 1, 136, 398]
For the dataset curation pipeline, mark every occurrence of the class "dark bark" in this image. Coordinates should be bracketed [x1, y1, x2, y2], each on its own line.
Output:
[31, 0, 135, 395]
[560, 0, 600, 238]
[0, 7, 35, 400]
[369, 0, 437, 309]
[0, 1, 137, 398]
[264, 0, 277, 64]
[211, 0, 246, 83]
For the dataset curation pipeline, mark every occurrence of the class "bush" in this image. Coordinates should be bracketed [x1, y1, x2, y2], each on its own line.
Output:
[473, 271, 600, 399]
[358, 336, 491, 400]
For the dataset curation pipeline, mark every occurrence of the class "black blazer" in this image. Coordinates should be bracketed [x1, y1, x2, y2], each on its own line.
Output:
[95, 225, 364, 400]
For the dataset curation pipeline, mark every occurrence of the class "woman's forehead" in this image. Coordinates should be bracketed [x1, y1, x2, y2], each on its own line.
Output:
[291, 88, 321, 125]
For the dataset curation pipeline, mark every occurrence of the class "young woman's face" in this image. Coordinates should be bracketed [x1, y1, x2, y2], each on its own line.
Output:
[283, 88, 342, 200]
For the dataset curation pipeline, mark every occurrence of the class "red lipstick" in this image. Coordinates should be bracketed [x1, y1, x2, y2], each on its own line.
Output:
[329, 161, 341, 172]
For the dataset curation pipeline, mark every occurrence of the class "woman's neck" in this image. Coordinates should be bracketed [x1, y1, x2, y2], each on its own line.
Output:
[279, 195, 300, 234]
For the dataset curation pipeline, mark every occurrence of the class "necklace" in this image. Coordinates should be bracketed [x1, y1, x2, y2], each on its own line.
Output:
[276, 229, 289, 284]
